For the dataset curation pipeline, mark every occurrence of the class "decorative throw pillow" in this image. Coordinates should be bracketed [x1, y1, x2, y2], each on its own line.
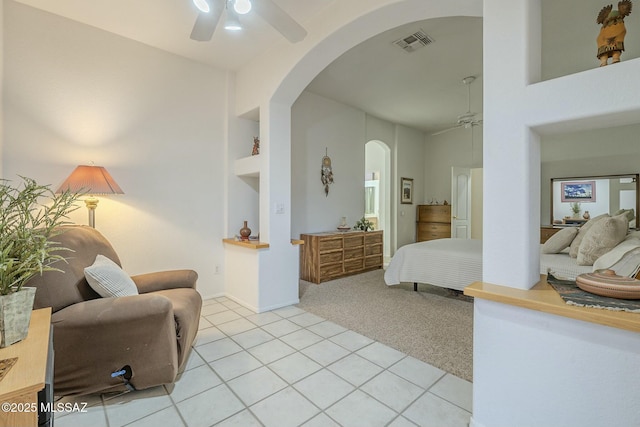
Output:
[577, 214, 629, 266]
[569, 213, 609, 258]
[84, 254, 139, 298]
[614, 208, 635, 222]
[542, 227, 579, 254]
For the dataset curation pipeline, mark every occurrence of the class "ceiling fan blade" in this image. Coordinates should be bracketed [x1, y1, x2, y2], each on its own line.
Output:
[253, 0, 307, 43]
[190, 0, 224, 41]
[431, 125, 463, 136]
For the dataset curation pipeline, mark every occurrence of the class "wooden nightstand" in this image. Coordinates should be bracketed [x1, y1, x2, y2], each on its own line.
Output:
[0, 308, 52, 427]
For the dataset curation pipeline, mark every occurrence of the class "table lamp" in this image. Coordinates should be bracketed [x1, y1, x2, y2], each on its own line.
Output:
[57, 164, 124, 227]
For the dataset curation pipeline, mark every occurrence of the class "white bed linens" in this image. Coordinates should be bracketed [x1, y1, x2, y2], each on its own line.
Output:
[384, 238, 482, 291]
[384, 237, 640, 291]
[539, 251, 591, 280]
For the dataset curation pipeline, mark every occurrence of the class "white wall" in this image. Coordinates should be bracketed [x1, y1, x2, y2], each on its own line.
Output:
[424, 125, 483, 204]
[395, 125, 425, 248]
[3, 2, 228, 298]
[473, 299, 640, 427]
[291, 91, 366, 238]
[291, 90, 425, 252]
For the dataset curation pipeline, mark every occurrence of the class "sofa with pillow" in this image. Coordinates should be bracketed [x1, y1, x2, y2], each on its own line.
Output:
[540, 213, 640, 280]
[26, 225, 202, 396]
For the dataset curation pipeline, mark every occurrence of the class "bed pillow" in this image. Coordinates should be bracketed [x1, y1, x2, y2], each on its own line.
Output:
[569, 213, 609, 258]
[614, 208, 635, 222]
[577, 214, 629, 266]
[84, 254, 139, 298]
[542, 227, 579, 254]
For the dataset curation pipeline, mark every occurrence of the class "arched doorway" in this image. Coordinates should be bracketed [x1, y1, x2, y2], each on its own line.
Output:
[365, 140, 391, 262]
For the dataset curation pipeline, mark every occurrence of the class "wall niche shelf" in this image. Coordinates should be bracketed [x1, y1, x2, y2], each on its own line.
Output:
[234, 155, 261, 177]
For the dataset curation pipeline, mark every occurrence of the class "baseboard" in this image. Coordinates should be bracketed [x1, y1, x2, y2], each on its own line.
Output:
[256, 299, 301, 313]
[223, 294, 300, 314]
[200, 292, 226, 302]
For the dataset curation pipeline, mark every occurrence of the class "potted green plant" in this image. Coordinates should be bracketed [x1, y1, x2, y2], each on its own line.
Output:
[0, 177, 79, 347]
[354, 217, 375, 231]
[570, 202, 581, 218]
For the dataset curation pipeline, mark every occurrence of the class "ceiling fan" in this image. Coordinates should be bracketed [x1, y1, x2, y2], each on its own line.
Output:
[432, 76, 482, 136]
[190, 0, 307, 43]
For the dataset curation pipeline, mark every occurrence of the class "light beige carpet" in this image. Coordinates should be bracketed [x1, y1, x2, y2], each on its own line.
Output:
[297, 269, 473, 382]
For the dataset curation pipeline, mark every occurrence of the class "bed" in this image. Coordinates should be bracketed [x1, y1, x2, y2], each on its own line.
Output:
[384, 232, 640, 291]
[384, 238, 482, 291]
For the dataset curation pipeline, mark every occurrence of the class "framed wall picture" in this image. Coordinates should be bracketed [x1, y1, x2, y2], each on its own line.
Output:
[401, 177, 413, 204]
[561, 181, 596, 202]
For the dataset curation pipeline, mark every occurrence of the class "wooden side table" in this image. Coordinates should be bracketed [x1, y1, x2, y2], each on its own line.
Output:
[0, 308, 52, 427]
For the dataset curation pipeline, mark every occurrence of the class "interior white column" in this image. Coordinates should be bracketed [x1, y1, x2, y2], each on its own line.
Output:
[256, 100, 300, 311]
[483, 0, 541, 289]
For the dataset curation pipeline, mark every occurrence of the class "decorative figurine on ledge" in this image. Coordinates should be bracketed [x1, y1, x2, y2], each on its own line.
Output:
[596, 1, 633, 66]
[251, 137, 260, 156]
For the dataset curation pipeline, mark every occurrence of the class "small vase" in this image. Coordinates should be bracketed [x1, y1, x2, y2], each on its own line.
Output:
[583, 211, 590, 220]
[239, 221, 251, 241]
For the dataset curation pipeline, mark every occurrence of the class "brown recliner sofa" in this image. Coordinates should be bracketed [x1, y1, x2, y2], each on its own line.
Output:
[26, 225, 202, 396]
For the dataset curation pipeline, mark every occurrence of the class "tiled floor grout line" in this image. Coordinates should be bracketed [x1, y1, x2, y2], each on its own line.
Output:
[196, 309, 438, 426]
[56, 300, 471, 427]
[212, 305, 473, 425]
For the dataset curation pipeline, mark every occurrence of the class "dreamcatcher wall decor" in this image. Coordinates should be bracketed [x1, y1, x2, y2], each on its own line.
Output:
[321, 148, 334, 196]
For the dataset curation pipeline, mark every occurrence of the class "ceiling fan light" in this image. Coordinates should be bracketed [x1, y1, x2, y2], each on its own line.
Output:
[193, 0, 210, 13]
[233, 0, 252, 15]
[224, 13, 242, 31]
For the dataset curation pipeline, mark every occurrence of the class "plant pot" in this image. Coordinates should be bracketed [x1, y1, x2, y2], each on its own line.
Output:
[0, 287, 36, 347]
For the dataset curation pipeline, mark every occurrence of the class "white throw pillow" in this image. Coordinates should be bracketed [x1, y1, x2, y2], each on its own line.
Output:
[542, 227, 579, 254]
[577, 214, 629, 266]
[84, 254, 139, 298]
[593, 238, 640, 277]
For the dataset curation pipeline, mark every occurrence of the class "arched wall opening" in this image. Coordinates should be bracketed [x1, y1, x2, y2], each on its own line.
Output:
[366, 139, 392, 261]
[255, 0, 482, 242]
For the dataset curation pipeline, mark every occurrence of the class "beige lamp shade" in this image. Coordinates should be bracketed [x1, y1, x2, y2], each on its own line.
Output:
[57, 165, 123, 228]
[56, 165, 124, 195]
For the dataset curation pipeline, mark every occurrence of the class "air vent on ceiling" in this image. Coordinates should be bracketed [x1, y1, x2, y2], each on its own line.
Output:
[393, 30, 435, 53]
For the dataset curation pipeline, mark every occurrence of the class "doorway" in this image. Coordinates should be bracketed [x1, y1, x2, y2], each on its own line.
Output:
[365, 140, 391, 261]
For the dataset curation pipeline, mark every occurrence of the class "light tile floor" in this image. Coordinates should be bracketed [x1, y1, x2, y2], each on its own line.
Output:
[55, 297, 472, 427]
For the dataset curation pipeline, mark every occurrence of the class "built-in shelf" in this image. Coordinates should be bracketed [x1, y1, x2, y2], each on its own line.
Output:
[223, 238, 305, 249]
[465, 276, 640, 333]
[223, 238, 269, 249]
[234, 155, 261, 177]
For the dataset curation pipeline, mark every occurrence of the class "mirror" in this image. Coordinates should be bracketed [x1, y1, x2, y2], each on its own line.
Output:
[550, 174, 639, 228]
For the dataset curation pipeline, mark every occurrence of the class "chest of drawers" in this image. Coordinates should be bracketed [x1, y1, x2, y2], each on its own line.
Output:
[416, 205, 451, 242]
[300, 230, 383, 283]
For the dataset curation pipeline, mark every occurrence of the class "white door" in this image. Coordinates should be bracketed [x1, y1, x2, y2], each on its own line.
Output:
[451, 167, 471, 238]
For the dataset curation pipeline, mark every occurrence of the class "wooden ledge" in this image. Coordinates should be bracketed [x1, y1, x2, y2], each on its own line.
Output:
[223, 238, 269, 249]
[223, 239, 304, 249]
[465, 276, 640, 333]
